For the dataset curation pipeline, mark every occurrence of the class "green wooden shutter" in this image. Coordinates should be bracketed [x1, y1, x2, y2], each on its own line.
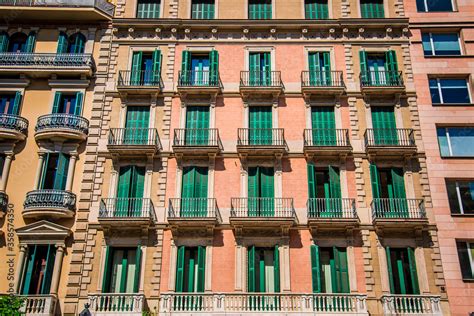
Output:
[407, 248, 420, 294]
[181, 50, 191, 84]
[391, 167, 407, 216]
[12, 91, 22, 115]
[101, 246, 112, 292]
[195, 167, 209, 216]
[310, 244, 321, 293]
[39, 153, 50, 189]
[248, 246, 256, 292]
[56, 32, 68, 54]
[261, 167, 274, 216]
[74, 92, 83, 116]
[125, 106, 150, 144]
[274, 245, 280, 292]
[312, 106, 336, 145]
[385, 50, 399, 85]
[307, 164, 316, 199]
[322, 52, 331, 85]
[196, 246, 206, 292]
[359, 50, 368, 83]
[248, 167, 258, 216]
[21, 246, 37, 294]
[133, 246, 142, 293]
[54, 153, 69, 190]
[181, 166, 195, 216]
[386, 247, 395, 293]
[176, 246, 185, 292]
[209, 50, 219, 85]
[333, 247, 350, 293]
[372, 106, 397, 145]
[52, 92, 62, 114]
[249, 53, 260, 86]
[329, 166, 342, 215]
[0, 32, 9, 53]
[73, 33, 85, 54]
[25, 32, 36, 53]
[370, 164, 381, 199]
[152, 49, 162, 85]
[308, 52, 320, 85]
[263, 52, 271, 85]
[131, 51, 143, 85]
[130, 166, 145, 215]
[117, 166, 132, 216]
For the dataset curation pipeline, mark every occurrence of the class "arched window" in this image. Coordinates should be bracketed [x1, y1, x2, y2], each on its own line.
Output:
[57, 32, 86, 54]
[8, 32, 28, 53]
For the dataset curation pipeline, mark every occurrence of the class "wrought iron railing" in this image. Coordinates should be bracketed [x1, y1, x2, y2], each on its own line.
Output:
[108, 128, 161, 148]
[237, 128, 286, 147]
[0, 53, 93, 68]
[0, 114, 28, 134]
[117, 70, 162, 87]
[19, 295, 57, 315]
[240, 70, 283, 87]
[0, 191, 8, 212]
[99, 198, 155, 219]
[371, 198, 426, 219]
[0, 0, 115, 16]
[364, 128, 415, 147]
[381, 294, 442, 315]
[35, 113, 89, 135]
[307, 198, 357, 219]
[301, 70, 345, 87]
[178, 70, 220, 87]
[360, 70, 404, 87]
[168, 198, 221, 221]
[88, 294, 145, 313]
[304, 129, 350, 147]
[24, 189, 76, 211]
[231, 197, 295, 218]
[173, 128, 222, 147]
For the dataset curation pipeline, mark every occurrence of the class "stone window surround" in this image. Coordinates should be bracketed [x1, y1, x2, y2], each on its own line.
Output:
[364, 100, 404, 133]
[306, 158, 350, 200]
[239, 159, 283, 200]
[367, 160, 417, 200]
[48, 83, 88, 117]
[126, 46, 165, 75]
[179, 100, 217, 130]
[108, 159, 154, 201]
[428, 75, 473, 105]
[33, 147, 79, 192]
[56, 27, 97, 55]
[118, 99, 158, 131]
[187, 0, 219, 19]
[174, 158, 216, 202]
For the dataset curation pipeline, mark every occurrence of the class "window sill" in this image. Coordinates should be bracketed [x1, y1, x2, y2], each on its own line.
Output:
[451, 214, 474, 217]
[424, 55, 474, 58]
[462, 278, 474, 283]
[432, 103, 474, 107]
[440, 156, 474, 159]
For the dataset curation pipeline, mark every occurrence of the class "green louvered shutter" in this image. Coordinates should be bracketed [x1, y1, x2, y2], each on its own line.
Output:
[130, 166, 145, 215]
[391, 168, 407, 217]
[73, 33, 85, 54]
[371, 106, 397, 145]
[248, 246, 256, 292]
[312, 106, 336, 146]
[196, 246, 206, 292]
[0, 32, 8, 53]
[310, 245, 321, 293]
[361, 0, 384, 18]
[370, 164, 381, 215]
[328, 166, 342, 215]
[263, 52, 271, 85]
[52, 92, 62, 113]
[407, 248, 420, 294]
[116, 166, 132, 216]
[53, 153, 69, 190]
[181, 50, 191, 85]
[385, 50, 399, 85]
[322, 52, 331, 85]
[195, 167, 208, 216]
[12, 91, 22, 115]
[261, 167, 274, 216]
[334, 247, 350, 293]
[249, 52, 260, 86]
[56, 32, 68, 54]
[21, 246, 37, 294]
[125, 106, 150, 144]
[101, 246, 112, 292]
[25, 32, 36, 53]
[152, 49, 162, 85]
[305, 0, 329, 19]
[74, 92, 83, 116]
[185, 106, 210, 145]
[307, 164, 317, 216]
[308, 52, 320, 86]
[175, 246, 185, 292]
[39, 153, 50, 189]
[209, 50, 219, 86]
[274, 245, 280, 292]
[131, 51, 143, 85]
[133, 246, 142, 293]
[386, 247, 395, 293]
[250, 106, 272, 145]
[181, 166, 195, 216]
[248, 167, 258, 216]
[359, 50, 368, 84]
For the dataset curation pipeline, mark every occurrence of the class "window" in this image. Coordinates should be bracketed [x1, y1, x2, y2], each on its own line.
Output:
[248, 166, 274, 216]
[248, 0, 272, 19]
[0, 92, 21, 115]
[360, 0, 384, 18]
[57, 32, 86, 54]
[124, 106, 150, 144]
[308, 52, 332, 86]
[181, 50, 219, 86]
[429, 78, 471, 104]
[181, 166, 208, 216]
[248, 246, 280, 292]
[437, 127, 474, 157]
[191, 0, 215, 19]
[136, 0, 160, 18]
[102, 247, 141, 293]
[52, 92, 83, 115]
[307, 165, 341, 216]
[360, 51, 399, 86]
[0, 32, 36, 53]
[310, 106, 336, 144]
[456, 241, 474, 280]
[130, 50, 162, 85]
[446, 180, 474, 214]
[21, 245, 56, 295]
[249, 106, 272, 144]
[39, 153, 70, 190]
[371, 106, 398, 145]
[370, 165, 408, 216]
[416, 0, 453, 12]
[305, 0, 328, 19]
[386, 248, 419, 294]
[422, 33, 461, 56]
[311, 246, 349, 293]
[116, 165, 145, 216]
[175, 246, 206, 292]
[249, 52, 271, 86]
[186, 106, 210, 145]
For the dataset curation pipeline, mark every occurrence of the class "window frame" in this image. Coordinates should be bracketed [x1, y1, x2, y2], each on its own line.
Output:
[247, 0, 273, 20]
[422, 32, 463, 56]
[446, 179, 474, 215]
[456, 241, 474, 281]
[437, 127, 474, 158]
[417, 0, 455, 12]
[190, 0, 216, 19]
[429, 77, 472, 105]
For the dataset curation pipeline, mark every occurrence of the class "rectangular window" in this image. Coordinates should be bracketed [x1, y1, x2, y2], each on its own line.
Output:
[310, 106, 336, 145]
[371, 106, 398, 145]
[124, 106, 150, 144]
[416, 0, 453, 12]
[248, 166, 274, 216]
[248, 0, 272, 19]
[249, 105, 272, 144]
[446, 180, 474, 214]
[191, 0, 215, 19]
[40, 153, 70, 190]
[422, 33, 461, 56]
[305, 0, 328, 19]
[102, 247, 141, 293]
[0, 93, 21, 115]
[116, 165, 145, 216]
[386, 247, 419, 295]
[429, 78, 471, 104]
[181, 166, 208, 216]
[248, 246, 280, 293]
[360, 0, 384, 18]
[175, 246, 206, 292]
[437, 127, 474, 157]
[456, 241, 474, 280]
[21, 245, 56, 295]
[52, 92, 83, 115]
[249, 52, 271, 86]
[136, 0, 160, 18]
[186, 106, 210, 145]
[311, 245, 349, 293]
[130, 50, 162, 85]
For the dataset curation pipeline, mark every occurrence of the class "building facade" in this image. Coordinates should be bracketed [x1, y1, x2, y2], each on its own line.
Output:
[0, 0, 464, 315]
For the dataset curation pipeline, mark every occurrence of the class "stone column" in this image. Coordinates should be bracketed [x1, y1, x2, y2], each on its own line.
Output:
[33, 153, 45, 189]
[65, 154, 78, 191]
[49, 245, 65, 295]
[0, 152, 14, 191]
[14, 245, 27, 293]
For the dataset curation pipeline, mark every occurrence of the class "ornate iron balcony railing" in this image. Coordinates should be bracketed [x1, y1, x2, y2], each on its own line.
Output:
[168, 198, 221, 221]
[240, 70, 283, 88]
[0, 114, 28, 134]
[364, 128, 415, 147]
[99, 198, 155, 219]
[0, 0, 115, 16]
[371, 198, 426, 220]
[231, 197, 295, 218]
[0, 53, 93, 68]
[360, 70, 404, 87]
[117, 70, 162, 87]
[178, 70, 220, 87]
[24, 189, 76, 212]
[108, 128, 161, 148]
[304, 129, 350, 147]
[307, 198, 357, 219]
[301, 70, 344, 87]
[35, 113, 89, 135]
[237, 128, 286, 147]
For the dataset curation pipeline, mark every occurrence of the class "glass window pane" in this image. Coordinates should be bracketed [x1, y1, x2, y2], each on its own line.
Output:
[448, 127, 474, 156]
[446, 180, 461, 214]
[427, 0, 453, 11]
[432, 33, 461, 55]
[429, 79, 441, 104]
[422, 33, 433, 56]
[458, 181, 474, 214]
[440, 79, 470, 104]
[457, 241, 474, 279]
[416, 0, 425, 11]
[437, 127, 450, 157]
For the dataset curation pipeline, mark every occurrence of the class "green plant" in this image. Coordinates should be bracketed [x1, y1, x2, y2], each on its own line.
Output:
[0, 295, 25, 316]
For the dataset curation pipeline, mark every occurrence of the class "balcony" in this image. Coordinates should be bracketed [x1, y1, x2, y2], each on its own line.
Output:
[88, 293, 146, 316]
[240, 71, 284, 98]
[159, 293, 368, 315]
[365, 129, 416, 158]
[0, 0, 115, 22]
[172, 128, 222, 156]
[107, 128, 161, 156]
[381, 294, 442, 316]
[237, 128, 287, 156]
[23, 189, 76, 218]
[307, 198, 359, 232]
[371, 198, 427, 231]
[301, 70, 345, 98]
[19, 294, 57, 316]
[177, 70, 221, 96]
[168, 198, 221, 230]
[303, 129, 351, 157]
[35, 114, 89, 142]
[0, 53, 93, 77]
[98, 198, 155, 230]
[0, 114, 28, 141]
[117, 70, 162, 94]
[0, 191, 7, 216]
[360, 70, 405, 94]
